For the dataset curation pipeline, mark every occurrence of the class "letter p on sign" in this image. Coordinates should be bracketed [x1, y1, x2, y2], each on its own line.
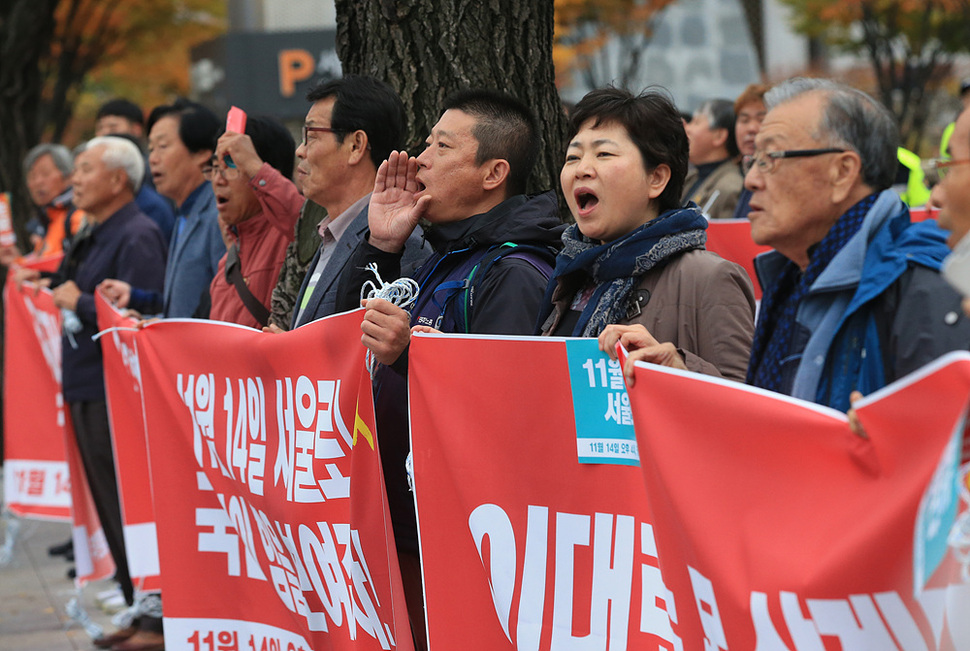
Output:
[279, 49, 315, 97]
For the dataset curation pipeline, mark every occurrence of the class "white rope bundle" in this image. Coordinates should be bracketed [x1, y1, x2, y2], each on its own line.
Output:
[66, 594, 105, 639]
[360, 263, 420, 377]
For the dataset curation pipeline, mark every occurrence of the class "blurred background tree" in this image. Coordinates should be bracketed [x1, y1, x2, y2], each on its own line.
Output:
[0, 0, 225, 239]
[553, 0, 676, 91]
[780, 0, 970, 150]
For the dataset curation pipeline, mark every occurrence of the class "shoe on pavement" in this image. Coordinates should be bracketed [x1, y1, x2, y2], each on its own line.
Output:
[48, 539, 73, 557]
[93, 626, 137, 649]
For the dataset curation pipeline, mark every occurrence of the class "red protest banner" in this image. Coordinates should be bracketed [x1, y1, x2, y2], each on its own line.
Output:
[64, 423, 117, 584]
[96, 294, 160, 593]
[626, 350, 970, 650]
[130, 312, 411, 651]
[409, 333, 969, 650]
[409, 334, 671, 649]
[705, 219, 771, 300]
[2, 272, 71, 520]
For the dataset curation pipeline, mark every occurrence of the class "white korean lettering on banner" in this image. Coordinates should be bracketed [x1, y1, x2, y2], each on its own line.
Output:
[467, 503, 681, 648]
[178, 373, 230, 487]
[223, 377, 267, 496]
[192, 488, 394, 649]
[274, 377, 352, 503]
[582, 357, 633, 426]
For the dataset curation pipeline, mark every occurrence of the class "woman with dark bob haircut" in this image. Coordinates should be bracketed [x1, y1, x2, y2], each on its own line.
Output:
[537, 87, 755, 382]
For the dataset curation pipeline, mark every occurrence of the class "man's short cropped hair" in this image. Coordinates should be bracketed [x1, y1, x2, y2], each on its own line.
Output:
[82, 136, 146, 193]
[305, 75, 405, 170]
[146, 98, 220, 154]
[96, 98, 144, 127]
[23, 144, 73, 178]
[765, 78, 899, 191]
[734, 83, 769, 115]
[695, 98, 739, 158]
[442, 89, 540, 197]
[567, 87, 688, 214]
[215, 115, 296, 179]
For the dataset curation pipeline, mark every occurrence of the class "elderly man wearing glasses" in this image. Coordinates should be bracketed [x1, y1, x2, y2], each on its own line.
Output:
[201, 115, 304, 327]
[743, 77, 970, 411]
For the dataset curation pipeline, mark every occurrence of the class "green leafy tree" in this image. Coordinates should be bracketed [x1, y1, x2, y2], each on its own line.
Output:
[780, 0, 970, 149]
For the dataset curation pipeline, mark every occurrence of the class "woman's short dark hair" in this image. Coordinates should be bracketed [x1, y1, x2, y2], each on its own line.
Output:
[214, 115, 296, 179]
[568, 87, 688, 213]
[146, 98, 220, 155]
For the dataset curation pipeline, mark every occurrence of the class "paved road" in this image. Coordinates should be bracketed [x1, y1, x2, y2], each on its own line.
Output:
[1, 476, 118, 650]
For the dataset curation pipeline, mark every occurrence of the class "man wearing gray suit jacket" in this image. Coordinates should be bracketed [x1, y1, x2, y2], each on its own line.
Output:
[289, 75, 429, 329]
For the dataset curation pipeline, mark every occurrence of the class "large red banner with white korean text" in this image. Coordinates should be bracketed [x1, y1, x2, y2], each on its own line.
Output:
[2, 269, 72, 520]
[625, 350, 970, 650]
[128, 312, 411, 651]
[409, 334, 662, 650]
[409, 334, 970, 650]
[96, 294, 160, 592]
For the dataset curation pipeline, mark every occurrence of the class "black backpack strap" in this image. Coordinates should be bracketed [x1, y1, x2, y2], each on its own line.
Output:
[459, 242, 557, 332]
[225, 244, 270, 327]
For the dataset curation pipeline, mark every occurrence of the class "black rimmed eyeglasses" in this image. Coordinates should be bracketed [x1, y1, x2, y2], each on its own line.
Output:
[742, 148, 847, 176]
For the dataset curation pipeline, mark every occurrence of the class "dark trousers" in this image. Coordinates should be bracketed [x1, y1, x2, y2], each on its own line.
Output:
[70, 400, 133, 605]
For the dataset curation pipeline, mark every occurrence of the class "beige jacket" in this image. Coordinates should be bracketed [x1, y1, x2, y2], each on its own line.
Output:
[542, 248, 756, 381]
[683, 159, 744, 220]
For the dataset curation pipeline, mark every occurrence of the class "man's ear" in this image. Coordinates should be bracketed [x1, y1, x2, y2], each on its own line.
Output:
[347, 130, 370, 165]
[710, 127, 729, 150]
[482, 159, 510, 192]
[111, 169, 129, 196]
[830, 150, 864, 203]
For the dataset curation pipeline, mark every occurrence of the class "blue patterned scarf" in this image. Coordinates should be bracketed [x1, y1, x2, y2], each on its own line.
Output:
[747, 194, 877, 392]
[540, 206, 708, 337]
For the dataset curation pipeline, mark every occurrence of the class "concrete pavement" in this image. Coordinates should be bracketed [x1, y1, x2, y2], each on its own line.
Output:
[0, 472, 119, 650]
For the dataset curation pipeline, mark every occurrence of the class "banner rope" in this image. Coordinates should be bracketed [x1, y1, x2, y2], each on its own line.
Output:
[65, 589, 105, 639]
[359, 262, 419, 378]
[0, 507, 22, 566]
[112, 591, 163, 629]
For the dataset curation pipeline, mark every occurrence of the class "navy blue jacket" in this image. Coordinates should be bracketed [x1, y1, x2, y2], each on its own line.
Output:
[55, 202, 167, 402]
[753, 190, 970, 410]
[337, 191, 565, 552]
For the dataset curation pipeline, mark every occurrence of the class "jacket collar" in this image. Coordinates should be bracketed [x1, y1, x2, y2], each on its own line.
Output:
[423, 195, 527, 253]
[754, 189, 904, 294]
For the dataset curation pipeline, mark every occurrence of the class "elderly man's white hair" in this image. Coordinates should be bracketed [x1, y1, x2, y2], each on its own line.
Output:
[764, 77, 899, 192]
[81, 136, 145, 194]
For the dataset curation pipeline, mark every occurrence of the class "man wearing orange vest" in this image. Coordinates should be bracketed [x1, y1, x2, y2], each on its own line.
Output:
[0, 144, 85, 265]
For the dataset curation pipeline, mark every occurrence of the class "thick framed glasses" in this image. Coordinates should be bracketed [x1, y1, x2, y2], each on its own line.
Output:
[302, 125, 343, 146]
[921, 158, 970, 184]
[742, 148, 847, 176]
[202, 163, 241, 182]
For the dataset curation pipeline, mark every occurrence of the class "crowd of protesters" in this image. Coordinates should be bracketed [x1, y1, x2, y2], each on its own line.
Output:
[3, 70, 970, 651]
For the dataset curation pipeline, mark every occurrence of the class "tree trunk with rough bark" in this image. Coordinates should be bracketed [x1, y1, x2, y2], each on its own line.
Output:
[334, 0, 567, 198]
[0, 0, 59, 241]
